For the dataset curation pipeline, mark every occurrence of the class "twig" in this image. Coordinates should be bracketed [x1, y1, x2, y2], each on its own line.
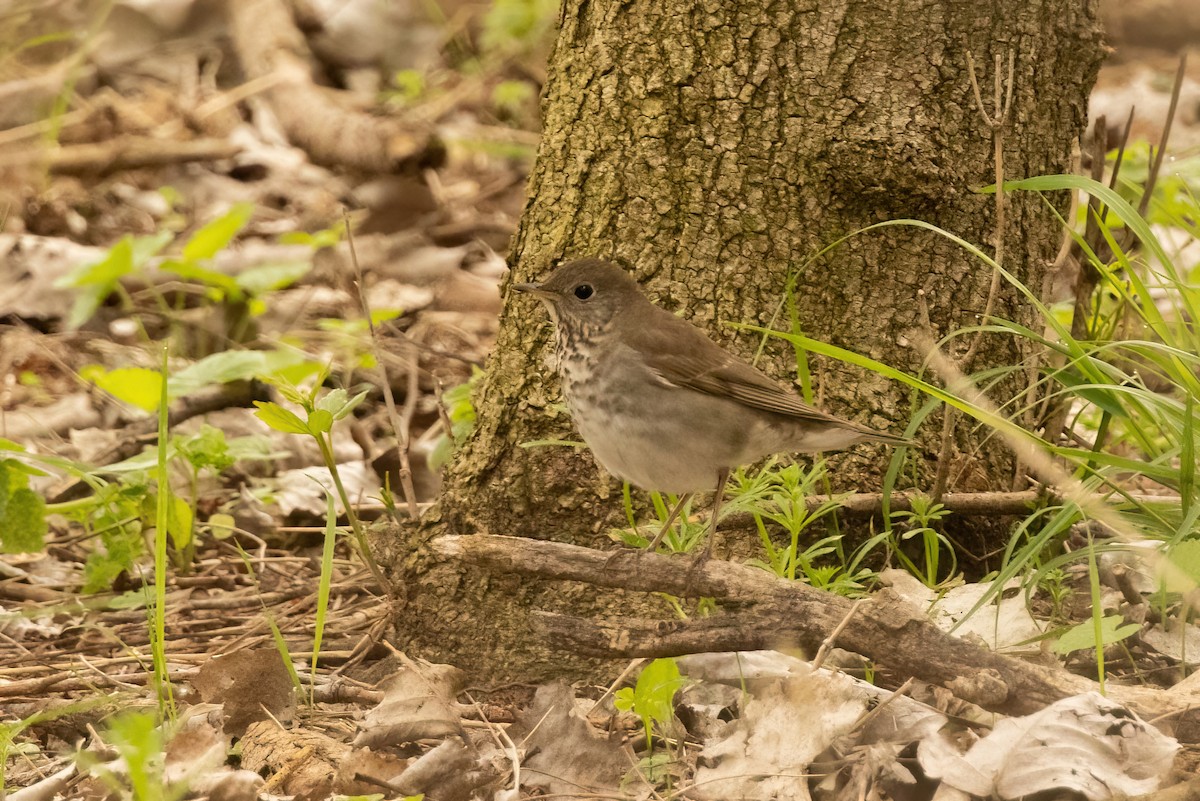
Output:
[812, 598, 864, 671]
[1137, 53, 1187, 220]
[346, 213, 420, 521]
[934, 49, 1014, 500]
[0, 137, 240, 173]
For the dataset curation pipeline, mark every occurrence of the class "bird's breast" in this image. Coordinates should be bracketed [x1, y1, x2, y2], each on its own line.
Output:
[550, 336, 751, 494]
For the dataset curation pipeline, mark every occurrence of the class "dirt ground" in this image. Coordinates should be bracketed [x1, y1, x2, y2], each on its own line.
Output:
[2, 0, 1200, 798]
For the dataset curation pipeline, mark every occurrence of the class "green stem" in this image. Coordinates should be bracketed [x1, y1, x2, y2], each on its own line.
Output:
[314, 433, 388, 592]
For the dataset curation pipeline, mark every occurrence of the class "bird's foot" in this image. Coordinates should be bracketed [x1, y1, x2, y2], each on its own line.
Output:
[601, 542, 647, 573]
[680, 546, 713, 597]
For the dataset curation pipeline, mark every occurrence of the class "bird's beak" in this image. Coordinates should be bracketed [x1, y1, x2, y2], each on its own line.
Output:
[513, 282, 551, 299]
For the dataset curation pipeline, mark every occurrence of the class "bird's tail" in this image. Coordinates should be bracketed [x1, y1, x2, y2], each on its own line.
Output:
[861, 430, 914, 448]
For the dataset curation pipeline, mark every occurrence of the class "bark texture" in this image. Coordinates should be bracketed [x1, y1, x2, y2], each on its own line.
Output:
[385, 0, 1106, 681]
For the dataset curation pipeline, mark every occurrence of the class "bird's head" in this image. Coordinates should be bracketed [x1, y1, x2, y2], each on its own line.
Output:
[513, 258, 645, 331]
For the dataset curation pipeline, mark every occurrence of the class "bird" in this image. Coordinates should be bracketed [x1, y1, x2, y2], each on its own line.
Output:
[514, 257, 910, 560]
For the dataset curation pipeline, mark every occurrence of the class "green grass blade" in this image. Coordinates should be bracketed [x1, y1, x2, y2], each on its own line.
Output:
[311, 492, 337, 705]
[152, 344, 174, 720]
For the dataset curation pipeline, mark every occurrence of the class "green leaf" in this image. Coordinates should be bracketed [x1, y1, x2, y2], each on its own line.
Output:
[266, 359, 326, 388]
[1054, 615, 1141, 655]
[1048, 369, 1129, 418]
[492, 79, 535, 114]
[236, 260, 311, 296]
[83, 526, 142, 593]
[169, 349, 309, 396]
[613, 687, 635, 712]
[166, 491, 194, 551]
[106, 591, 148, 610]
[159, 258, 240, 297]
[182, 202, 254, 262]
[621, 658, 685, 750]
[59, 238, 135, 329]
[177, 425, 236, 473]
[57, 236, 135, 289]
[131, 230, 174, 265]
[306, 409, 334, 434]
[315, 389, 349, 416]
[254, 402, 311, 435]
[279, 226, 343, 250]
[1163, 540, 1200, 592]
[316, 388, 368, 421]
[56, 232, 173, 329]
[0, 460, 47, 553]
[207, 513, 236, 539]
[83, 366, 164, 412]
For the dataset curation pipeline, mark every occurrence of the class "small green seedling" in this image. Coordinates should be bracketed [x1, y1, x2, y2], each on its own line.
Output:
[254, 372, 385, 589]
[614, 658, 686, 755]
[889, 494, 954, 589]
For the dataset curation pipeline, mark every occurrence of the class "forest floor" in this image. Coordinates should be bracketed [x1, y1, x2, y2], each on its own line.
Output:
[2, 1, 1200, 799]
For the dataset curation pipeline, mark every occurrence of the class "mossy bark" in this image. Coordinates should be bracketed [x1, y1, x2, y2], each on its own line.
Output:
[383, 0, 1105, 682]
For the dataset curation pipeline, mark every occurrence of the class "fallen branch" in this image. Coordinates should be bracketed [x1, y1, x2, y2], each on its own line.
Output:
[433, 533, 1200, 740]
[225, 0, 441, 173]
[0, 137, 240, 174]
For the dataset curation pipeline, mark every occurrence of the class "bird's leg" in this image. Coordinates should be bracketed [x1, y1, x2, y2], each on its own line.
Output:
[684, 468, 730, 593]
[698, 468, 730, 562]
[643, 493, 692, 552]
[601, 492, 692, 575]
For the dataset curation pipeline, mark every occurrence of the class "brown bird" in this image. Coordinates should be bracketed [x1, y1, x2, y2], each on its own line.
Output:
[515, 258, 909, 558]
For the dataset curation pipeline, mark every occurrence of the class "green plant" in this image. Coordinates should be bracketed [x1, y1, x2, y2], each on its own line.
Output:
[253, 371, 386, 589]
[614, 658, 686, 778]
[1037, 567, 1072, 624]
[1052, 536, 1140, 692]
[0, 457, 48, 553]
[733, 460, 863, 591]
[3, 350, 293, 589]
[888, 494, 954, 588]
[316, 309, 403, 386]
[491, 79, 536, 121]
[429, 368, 483, 471]
[151, 345, 174, 717]
[614, 487, 705, 554]
[1, 696, 117, 793]
[80, 711, 185, 801]
[740, 164, 1198, 622]
[386, 69, 426, 106]
[311, 492, 338, 704]
[480, 0, 558, 56]
[56, 203, 318, 345]
[56, 231, 174, 330]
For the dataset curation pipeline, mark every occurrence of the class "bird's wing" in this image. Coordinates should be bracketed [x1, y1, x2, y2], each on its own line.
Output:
[626, 306, 849, 426]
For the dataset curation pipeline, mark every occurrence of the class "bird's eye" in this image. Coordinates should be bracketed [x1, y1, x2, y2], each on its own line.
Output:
[573, 284, 594, 300]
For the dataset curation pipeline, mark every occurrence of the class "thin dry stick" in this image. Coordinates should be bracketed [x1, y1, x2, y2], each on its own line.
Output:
[851, 676, 916, 734]
[932, 49, 1015, 500]
[1072, 115, 1110, 343]
[344, 214, 421, 520]
[1137, 53, 1187, 220]
[961, 48, 1015, 372]
[811, 598, 865, 671]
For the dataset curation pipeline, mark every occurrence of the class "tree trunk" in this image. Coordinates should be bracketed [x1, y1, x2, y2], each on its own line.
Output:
[383, 0, 1105, 681]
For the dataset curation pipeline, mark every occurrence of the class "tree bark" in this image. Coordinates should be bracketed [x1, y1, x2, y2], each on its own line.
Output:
[384, 0, 1106, 681]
